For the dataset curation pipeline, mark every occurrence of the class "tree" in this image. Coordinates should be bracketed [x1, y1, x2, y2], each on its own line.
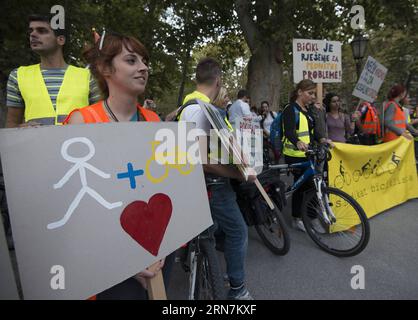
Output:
[0, 0, 178, 123]
[234, 0, 352, 110]
[166, 0, 236, 106]
[234, 0, 418, 111]
[192, 32, 250, 96]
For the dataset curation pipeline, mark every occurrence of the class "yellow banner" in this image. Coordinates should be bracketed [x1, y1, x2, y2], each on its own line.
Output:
[329, 138, 418, 218]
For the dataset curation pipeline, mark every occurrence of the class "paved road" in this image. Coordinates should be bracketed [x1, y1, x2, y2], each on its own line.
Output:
[168, 198, 418, 300]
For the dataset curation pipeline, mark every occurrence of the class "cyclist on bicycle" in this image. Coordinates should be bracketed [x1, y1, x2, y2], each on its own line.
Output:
[391, 152, 401, 167]
[282, 79, 332, 232]
[178, 58, 256, 300]
[361, 159, 372, 173]
[339, 160, 346, 177]
[372, 157, 382, 173]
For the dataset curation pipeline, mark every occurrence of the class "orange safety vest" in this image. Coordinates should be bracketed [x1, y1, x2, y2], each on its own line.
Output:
[383, 100, 406, 142]
[63, 100, 160, 124]
[361, 102, 381, 136]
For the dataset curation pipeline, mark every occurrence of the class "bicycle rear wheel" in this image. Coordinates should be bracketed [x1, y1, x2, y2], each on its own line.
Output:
[253, 195, 290, 255]
[301, 186, 370, 257]
[194, 239, 225, 300]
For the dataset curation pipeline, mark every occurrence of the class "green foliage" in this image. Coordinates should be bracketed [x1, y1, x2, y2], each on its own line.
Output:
[1, 0, 417, 122]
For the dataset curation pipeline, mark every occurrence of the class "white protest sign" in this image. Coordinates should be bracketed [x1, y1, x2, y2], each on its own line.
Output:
[293, 39, 342, 83]
[0, 122, 212, 299]
[235, 117, 263, 174]
[352, 56, 388, 102]
[197, 100, 275, 210]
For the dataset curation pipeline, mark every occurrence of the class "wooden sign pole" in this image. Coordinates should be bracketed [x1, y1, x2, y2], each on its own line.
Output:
[146, 262, 167, 300]
[198, 101, 276, 210]
[254, 178, 275, 209]
[316, 83, 323, 104]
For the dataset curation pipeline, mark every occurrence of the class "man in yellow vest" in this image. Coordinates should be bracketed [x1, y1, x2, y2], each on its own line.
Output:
[6, 14, 100, 128]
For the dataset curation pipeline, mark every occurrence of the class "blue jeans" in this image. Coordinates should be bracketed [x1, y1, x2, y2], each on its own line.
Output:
[208, 177, 248, 287]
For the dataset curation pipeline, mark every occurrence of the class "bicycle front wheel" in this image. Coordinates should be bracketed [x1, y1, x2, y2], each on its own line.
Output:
[301, 187, 370, 257]
[253, 195, 290, 255]
[194, 239, 225, 300]
[333, 175, 344, 189]
[353, 170, 361, 182]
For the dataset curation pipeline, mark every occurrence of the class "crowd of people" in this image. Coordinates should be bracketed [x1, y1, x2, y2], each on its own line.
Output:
[2, 13, 417, 301]
[241, 83, 418, 163]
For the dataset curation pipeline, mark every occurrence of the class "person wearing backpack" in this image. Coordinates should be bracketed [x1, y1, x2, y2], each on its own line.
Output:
[282, 79, 325, 232]
[178, 58, 256, 300]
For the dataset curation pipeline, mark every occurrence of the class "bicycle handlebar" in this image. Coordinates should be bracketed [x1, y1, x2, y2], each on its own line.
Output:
[305, 143, 332, 162]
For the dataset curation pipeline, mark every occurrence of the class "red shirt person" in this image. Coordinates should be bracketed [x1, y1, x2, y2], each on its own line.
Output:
[383, 84, 413, 142]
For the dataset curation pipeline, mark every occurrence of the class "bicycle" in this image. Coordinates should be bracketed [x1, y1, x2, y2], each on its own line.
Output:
[177, 229, 225, 300]
[333, 161, 351, 189]
[263, 139, 278, 166]
[232, 170, 290, 255]
[145, 141, 194, 184]
[353, 160, 373, 181]
[366, 157, 398, 177]
[267, 144, 370, 257]
[177, 178, 227, 300]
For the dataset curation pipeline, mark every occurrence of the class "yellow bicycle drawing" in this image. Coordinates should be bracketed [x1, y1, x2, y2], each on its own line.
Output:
[145, 141, 194, 184]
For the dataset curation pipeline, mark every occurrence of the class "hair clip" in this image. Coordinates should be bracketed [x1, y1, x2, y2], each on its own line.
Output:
[99, 27, 106, 51]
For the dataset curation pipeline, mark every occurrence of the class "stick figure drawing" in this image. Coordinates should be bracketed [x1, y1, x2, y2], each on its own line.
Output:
[47, 137, 123, 230]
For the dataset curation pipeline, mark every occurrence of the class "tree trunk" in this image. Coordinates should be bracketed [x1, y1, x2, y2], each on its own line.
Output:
[177, 49, 190, 107]
[235, 0, 283, 112]
[247, 43, 283, 111]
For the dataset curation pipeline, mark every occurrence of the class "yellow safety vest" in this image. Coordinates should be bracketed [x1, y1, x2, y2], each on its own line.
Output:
[17, 64, 90, 125]
[183, 90, 210, 105]
[282, 108, 310, 158]
[180, 91, 233, 131]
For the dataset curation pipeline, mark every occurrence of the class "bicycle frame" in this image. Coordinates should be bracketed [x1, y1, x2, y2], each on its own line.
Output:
[269, 159, 315, 197]
[183, 229, 215, 300]
[268, 145, 336, 225]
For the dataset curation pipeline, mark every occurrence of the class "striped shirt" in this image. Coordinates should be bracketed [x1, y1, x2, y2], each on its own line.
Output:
[6, 65, 101, 109]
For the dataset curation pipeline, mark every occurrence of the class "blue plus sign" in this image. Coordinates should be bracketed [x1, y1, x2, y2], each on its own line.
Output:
[117, 163, 144, 189]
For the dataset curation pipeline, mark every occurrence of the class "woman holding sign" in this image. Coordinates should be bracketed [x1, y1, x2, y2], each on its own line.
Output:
[64, 32, 173, 300]
[282, 80, 325, 232]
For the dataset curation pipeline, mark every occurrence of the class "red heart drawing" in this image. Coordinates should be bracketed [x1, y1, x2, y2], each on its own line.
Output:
[120, 193, 172, 256]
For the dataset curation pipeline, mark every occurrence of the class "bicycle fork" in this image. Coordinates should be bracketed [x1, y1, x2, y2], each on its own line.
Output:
[313, 177, 336, 225]
[188, 247, 198, 300]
